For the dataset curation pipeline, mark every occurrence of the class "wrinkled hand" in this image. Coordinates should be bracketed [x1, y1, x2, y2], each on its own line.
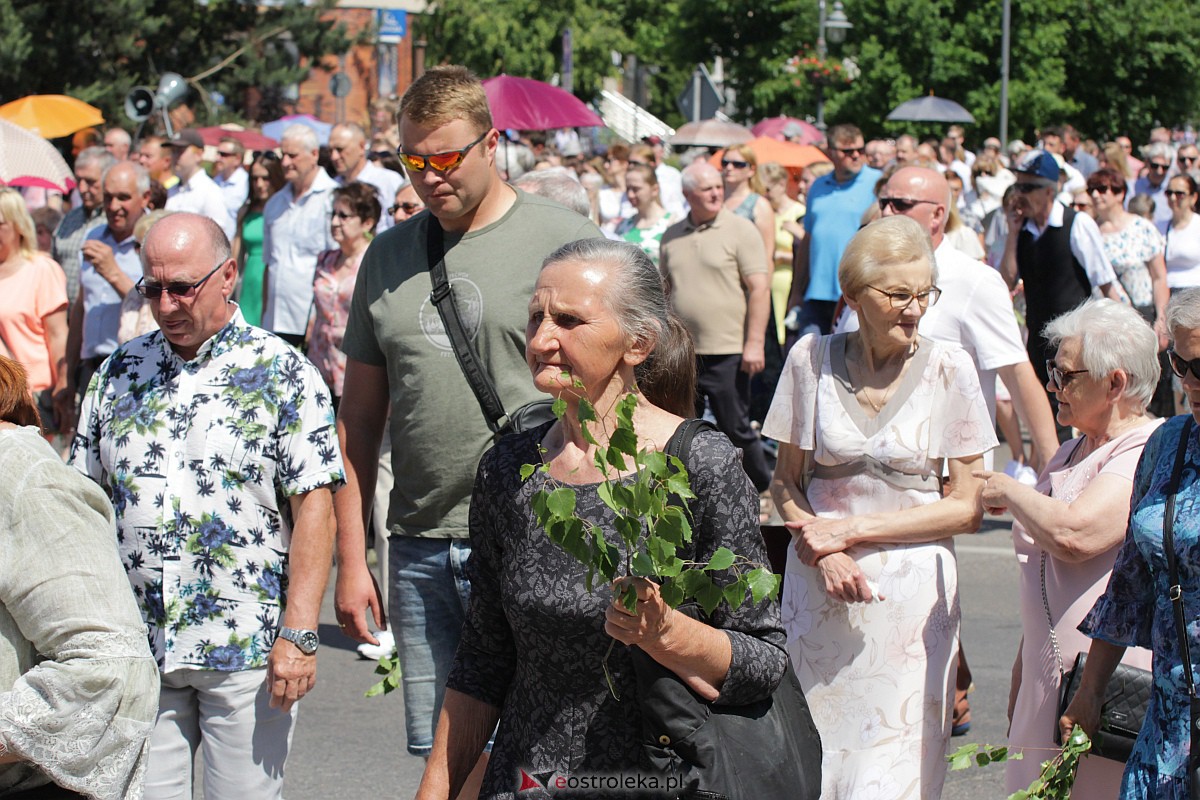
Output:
[81, 240, 122, 288]
[974, 470, 1016, 516]
[816, 553, 881, 603]
[790, 516, 856, 566]
[741, 342, 765, 376]
[605, 577, 673, 649]
[266, 638, 316, 712]
[334, 561, 385, 645]
[1059, 690, 1102, 745]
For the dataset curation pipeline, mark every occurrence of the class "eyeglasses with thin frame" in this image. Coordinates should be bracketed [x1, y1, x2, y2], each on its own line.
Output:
[1045, 359, 1090, 390]
[397, 130, 488, 173]
[866, 285, 941, 310]
[1167, 348, 1200, 381]
[721, 159, 750, 169]
[135, 259, 227, 300]
[389, 202, 424, 216]
[878, 196, 940, 213]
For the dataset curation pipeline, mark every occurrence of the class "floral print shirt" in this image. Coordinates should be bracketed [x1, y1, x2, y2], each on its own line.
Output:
[71, 309, 344, 672]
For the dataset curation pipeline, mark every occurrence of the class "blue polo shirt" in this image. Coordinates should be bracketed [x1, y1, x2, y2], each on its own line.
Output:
[80, 226, 143, 359]
[803, 165, 881, 302]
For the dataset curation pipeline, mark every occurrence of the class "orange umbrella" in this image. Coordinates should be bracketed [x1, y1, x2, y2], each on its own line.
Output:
[710, 137, 830, 170]
[0, 94, 105, 139]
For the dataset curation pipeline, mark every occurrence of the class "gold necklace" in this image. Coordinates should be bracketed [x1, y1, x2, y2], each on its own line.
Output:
[852, 340, 919, 414]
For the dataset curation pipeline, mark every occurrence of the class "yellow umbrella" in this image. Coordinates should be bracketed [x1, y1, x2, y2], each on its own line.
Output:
[0, 94, 105, 139]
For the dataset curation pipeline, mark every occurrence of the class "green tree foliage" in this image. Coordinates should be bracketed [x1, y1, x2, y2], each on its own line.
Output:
[0, 0, 351, 124]
[417, 0, 1199, 145]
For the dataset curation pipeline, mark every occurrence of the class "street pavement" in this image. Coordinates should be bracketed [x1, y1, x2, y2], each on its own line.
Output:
[275, 515, 1025, 798]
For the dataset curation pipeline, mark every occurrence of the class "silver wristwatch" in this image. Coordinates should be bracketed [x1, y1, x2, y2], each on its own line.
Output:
[278, 627, 320, 655]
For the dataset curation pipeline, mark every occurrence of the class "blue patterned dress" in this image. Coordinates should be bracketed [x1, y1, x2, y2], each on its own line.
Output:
[1081, 414, 1200, 798]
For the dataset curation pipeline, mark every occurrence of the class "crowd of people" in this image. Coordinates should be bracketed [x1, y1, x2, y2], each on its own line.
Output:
[1, 65, 1199, 800]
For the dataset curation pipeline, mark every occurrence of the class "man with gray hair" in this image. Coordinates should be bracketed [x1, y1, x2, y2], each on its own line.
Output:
[103, 127, 132, 161]
[328, 121, 403, 232]
[62, 160, 151, 429]
[262, 124, 336, 346]
[1135, 141, 1177, 228]
[52, 146, 114, 306]
[72, 212, 342, 799]
[660, 161, 773, 493]
[895, 133, 919, 165]
[512, 167, 591, 217]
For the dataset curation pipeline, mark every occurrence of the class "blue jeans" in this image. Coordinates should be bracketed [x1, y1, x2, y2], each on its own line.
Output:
[389, 535, 472, 757]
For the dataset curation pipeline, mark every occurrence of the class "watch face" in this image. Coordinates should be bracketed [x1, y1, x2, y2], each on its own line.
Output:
[297, 630, 319, 654]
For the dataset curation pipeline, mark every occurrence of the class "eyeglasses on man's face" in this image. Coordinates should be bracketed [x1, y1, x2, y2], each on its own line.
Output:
[136, 259, 227, 300]
[1148, 161, 1171, 172]
[878, 196, 940, 213]
[397, 130, 488, 173]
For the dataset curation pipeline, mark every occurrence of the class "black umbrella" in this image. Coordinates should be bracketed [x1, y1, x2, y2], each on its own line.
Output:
[886, 93, 975, 124]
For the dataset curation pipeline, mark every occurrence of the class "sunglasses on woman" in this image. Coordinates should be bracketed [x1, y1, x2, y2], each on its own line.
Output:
[721, 159, 750, 169]
[1045, 360, 1089, 390]
[397, 131, 488, 173]
[1168, 348, 1200, 381]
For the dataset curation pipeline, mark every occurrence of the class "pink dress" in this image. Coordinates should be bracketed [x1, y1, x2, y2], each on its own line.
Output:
[1005, 422, 1160, 796]
[763, 333, 998, 799]
[308, 248, 363, 397]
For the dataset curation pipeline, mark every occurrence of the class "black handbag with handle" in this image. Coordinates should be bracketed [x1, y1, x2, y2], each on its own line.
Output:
[1161, 417, 1200, 798]
[632, 419, 822, 800]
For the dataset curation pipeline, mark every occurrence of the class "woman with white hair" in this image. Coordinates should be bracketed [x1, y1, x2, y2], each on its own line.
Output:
[765, 215, 996, 797]
[978, 299, 1161, 795]
[1060, 289, 1200, 798]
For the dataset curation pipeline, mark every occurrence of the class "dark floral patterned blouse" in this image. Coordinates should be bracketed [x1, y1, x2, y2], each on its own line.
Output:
[448, 423, 787, 799]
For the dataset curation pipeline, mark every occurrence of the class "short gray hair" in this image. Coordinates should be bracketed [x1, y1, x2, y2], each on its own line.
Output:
[1166, 288, 1200, 335]
[102, 160, 151, 195]
[282, 124, 320, 152]
[1142, 141, 1174, 163]
[75, 146, 116, 174]
[514, 168, 590, 217]
[1043, 299, 1160, 408]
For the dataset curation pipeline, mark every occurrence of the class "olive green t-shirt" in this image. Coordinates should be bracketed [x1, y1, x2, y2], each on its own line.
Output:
[343, 188, 602, 538]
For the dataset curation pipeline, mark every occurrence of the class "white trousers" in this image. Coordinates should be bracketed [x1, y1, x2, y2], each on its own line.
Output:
[144, 668, 297, 800]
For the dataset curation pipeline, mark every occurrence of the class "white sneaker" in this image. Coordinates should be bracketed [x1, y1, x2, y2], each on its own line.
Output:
[356, 629, 396, 661]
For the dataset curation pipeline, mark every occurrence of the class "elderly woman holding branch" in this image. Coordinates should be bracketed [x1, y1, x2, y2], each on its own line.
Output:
[1061, 288, 1200, 799]
[415, 239, 787, 800]
[975, 299, 1160, 795]
[764, 215, 996, 798]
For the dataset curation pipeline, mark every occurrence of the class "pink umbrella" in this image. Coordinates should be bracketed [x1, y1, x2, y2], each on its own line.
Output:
[752, 116, 825, 146]
[482, 75, 605, 131]
[0, 118, 73, 193]
[196, 125, 279, 151]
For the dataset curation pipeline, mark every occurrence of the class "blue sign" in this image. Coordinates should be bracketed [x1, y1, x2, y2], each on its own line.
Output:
[377, 9, 406, 42]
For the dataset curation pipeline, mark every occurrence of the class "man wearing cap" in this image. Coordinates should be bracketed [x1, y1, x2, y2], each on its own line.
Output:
[165, 129, 235, 239]
[1000, 150, 1124, 431]
[328, 122, 404, 232]
[213, 137, 249, 228]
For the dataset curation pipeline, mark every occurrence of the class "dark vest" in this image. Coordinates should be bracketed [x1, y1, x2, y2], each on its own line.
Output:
[1016, 206, 1091, 335]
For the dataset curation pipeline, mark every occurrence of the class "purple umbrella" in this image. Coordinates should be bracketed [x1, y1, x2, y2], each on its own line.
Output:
[482, 75, 605, 131]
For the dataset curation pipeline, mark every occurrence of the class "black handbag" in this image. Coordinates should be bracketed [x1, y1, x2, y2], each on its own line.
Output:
[1162, 418, 1200, 799]
[632, 419, 822, 800]
[425, 221, 555, 441]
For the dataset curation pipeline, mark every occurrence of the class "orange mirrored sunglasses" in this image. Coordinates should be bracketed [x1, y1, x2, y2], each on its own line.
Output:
[398, 130, 489, 173]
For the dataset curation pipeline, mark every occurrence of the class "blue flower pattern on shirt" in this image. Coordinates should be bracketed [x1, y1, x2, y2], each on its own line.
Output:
[71, 310, 344, 672]
[1081, 415, 1200, 799]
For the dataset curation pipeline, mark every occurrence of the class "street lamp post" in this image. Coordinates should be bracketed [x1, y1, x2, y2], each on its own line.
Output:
[815, 0, 852, 131]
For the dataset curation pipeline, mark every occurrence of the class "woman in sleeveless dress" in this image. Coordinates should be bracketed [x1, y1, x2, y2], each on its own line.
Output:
[763, 216, 996, 798]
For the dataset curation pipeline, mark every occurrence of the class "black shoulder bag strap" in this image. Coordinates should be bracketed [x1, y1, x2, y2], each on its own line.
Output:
[664, 419, 718, 465]
[426, 221, 510, 434]
[1162, 416, 1200, 789]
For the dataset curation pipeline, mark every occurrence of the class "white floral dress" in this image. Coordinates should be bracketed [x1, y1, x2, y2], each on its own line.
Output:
[762, 333, 997, 799]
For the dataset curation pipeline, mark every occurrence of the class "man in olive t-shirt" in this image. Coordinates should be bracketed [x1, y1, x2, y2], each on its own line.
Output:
[333, 66, 601, 769]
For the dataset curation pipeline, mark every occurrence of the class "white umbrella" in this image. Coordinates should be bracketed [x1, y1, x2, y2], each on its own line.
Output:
[0, 118, 73, 193]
